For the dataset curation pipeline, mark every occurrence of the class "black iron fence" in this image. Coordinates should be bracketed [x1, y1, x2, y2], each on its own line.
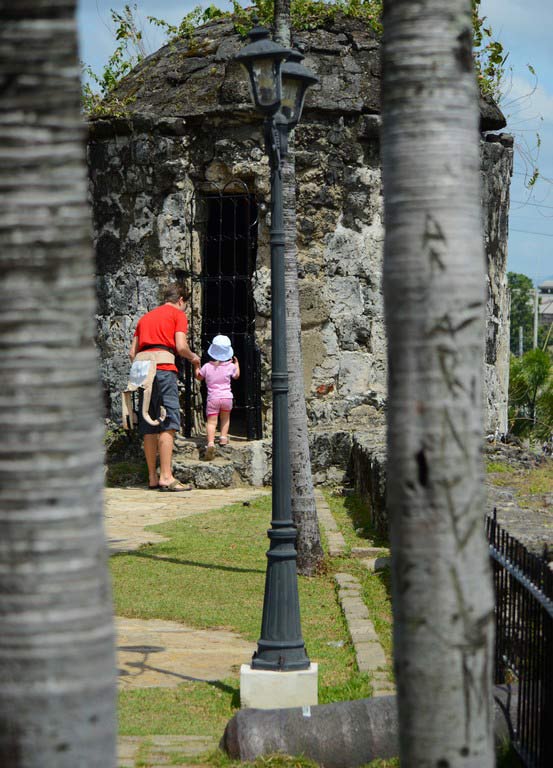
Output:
[486, 510, 553, 768]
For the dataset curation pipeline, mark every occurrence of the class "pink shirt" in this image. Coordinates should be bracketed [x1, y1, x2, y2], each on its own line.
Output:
[199, 361, 237, 399]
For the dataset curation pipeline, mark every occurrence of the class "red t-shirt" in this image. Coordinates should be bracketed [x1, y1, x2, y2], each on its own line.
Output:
[134, 304, 188, 372]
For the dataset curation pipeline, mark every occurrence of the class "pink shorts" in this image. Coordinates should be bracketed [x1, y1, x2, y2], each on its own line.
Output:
[206, 397, 233, 417]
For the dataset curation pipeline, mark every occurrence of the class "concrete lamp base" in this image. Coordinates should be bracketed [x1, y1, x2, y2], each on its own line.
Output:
[240, 663, 318, 710]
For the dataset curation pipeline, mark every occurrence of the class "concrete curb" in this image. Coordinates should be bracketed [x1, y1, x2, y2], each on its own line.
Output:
[313, 490, 394, 697]
[314, 488, 346, 557]
[334, 572, 394, 696]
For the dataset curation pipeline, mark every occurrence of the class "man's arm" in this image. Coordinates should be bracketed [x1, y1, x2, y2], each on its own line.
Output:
[129, 336, 139, 362]
[175, 331, 200, 366]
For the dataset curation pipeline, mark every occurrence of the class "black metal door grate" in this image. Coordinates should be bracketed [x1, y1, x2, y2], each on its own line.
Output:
[181, 181, 262, 439]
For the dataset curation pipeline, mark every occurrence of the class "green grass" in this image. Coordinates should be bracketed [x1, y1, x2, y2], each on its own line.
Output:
[326, 490, 389, 551]
[113, 486, 517, 768]
[119, 681, 238, 737]
[486, 460, 510, 473]
[188, 751, 399, 768]
[486, 457, 553, 507]
[112, 495, 372, 738]
[107, 459, 148, 487]
[323, 490, 393, 666]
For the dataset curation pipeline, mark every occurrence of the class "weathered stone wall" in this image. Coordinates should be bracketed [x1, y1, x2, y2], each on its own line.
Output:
[89, 110, 386, 430]
[89, 119, 196, 413]
[88, 15, 512, 440]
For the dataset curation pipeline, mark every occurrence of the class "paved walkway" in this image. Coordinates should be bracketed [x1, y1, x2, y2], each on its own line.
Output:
[105, 486, 266, 552]
[108, 485, 391, 767]
[117, 617, 254, 689]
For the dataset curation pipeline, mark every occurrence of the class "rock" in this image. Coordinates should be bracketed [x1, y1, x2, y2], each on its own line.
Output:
[172, 459, 234, 488]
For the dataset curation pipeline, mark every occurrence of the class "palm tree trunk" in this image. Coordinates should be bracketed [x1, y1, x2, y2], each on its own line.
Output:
[274, 0, 323, 576]
[282, 151, 324, 575]
[381, 1, 495, 766]
[0, 2, 117, 766]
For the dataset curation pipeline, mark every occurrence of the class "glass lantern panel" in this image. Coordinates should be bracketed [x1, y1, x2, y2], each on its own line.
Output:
[281, 77, 302, 123]
[252, 59, 279, 107]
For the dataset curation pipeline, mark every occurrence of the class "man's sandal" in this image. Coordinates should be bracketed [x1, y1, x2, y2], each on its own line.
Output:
[158, 480, 193, 492]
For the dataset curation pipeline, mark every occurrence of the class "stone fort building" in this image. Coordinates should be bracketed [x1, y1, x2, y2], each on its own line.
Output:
[88, 15, 513, 491]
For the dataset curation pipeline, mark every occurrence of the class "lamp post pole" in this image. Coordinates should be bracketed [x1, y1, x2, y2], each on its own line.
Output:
[250, 115, 310, 671]
[235, 22, 318, 675]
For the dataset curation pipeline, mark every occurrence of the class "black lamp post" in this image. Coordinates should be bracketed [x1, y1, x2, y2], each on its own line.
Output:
[236, 23, 318, 672]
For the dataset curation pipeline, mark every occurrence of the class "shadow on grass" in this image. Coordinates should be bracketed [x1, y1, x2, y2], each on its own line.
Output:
[373, 564, 393, 605]
[112, 549, 265, 575]
[342, 493, 389, 548]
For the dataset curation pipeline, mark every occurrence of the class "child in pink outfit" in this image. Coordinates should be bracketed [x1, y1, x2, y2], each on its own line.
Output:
[194, 335, 240, 460]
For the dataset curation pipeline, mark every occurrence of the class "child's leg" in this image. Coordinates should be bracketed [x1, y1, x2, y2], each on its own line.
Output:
[206, 414, 217, 446]
[219, 410, 231, 442]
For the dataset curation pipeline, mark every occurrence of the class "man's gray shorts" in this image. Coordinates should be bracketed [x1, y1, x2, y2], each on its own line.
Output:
[138, 369, 181, 435]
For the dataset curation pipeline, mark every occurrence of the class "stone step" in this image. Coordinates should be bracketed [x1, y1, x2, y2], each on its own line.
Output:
[172, 456, 236, 489]
[173, 437, 270, 488]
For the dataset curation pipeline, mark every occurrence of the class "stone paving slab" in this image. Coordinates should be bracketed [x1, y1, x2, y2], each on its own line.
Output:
[117, 617, 254, 689]
[105, 486, 268, 552]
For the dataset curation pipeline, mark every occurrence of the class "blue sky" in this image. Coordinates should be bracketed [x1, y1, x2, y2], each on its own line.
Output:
[78, 0, 553, 284]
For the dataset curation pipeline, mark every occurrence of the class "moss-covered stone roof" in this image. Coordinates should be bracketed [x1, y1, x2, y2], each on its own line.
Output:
[100, 14, 505, 131]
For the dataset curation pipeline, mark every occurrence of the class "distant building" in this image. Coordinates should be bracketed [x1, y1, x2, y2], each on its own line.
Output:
[538, 280, 553, 326]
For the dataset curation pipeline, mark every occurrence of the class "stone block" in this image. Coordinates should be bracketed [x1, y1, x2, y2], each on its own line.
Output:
[350, 623, 379, 643]
[334, 572, 358, 587]
[351, 546, 390, 558]
[299, 280, 330, 328]
[356, 642, 387, 671]
[338, 351, 377, 397]
[361, 556, 391, 573]
[340, 600, 369, 621]
[301, 329, 326, 396]
[240, 663, 318, 710]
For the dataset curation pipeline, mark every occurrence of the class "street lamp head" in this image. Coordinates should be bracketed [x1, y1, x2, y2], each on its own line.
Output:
[280, 50, 319, 128]
[235, 20, 292, 115]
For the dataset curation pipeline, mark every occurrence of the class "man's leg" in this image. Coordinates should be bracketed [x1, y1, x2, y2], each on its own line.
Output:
[158, 429, 176, 485]
[155, 371, 190, 491]
[143, 433, 159, 487]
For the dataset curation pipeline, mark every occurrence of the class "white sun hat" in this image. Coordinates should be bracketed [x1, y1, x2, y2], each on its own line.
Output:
[208, 335, 233, 361]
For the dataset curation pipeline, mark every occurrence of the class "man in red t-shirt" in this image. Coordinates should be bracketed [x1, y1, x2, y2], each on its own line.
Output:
[129, 283, 200, 491]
